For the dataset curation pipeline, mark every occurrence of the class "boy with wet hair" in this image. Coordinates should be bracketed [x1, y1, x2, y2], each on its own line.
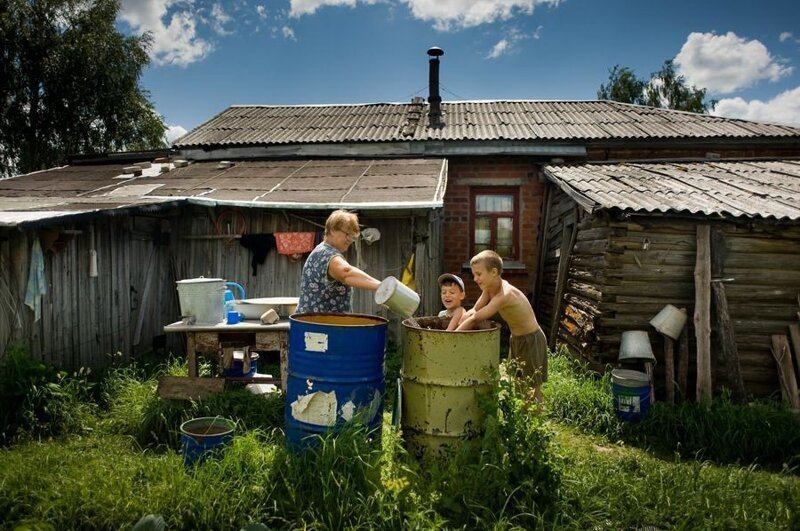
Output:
[456, 250, 548, 403]
[437, 273, 466, 331]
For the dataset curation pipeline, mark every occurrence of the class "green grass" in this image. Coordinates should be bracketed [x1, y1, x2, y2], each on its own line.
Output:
[1, 348, 799, 529]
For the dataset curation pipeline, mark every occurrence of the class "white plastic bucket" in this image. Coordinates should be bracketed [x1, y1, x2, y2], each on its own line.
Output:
[375, 276, 420, 318]
[176, 277, 226, 325]
[650, 304, 687, 340]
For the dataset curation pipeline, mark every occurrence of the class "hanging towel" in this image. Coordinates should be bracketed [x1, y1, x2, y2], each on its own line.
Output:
[24, 238, 47, 322]
[239, 233, 276, 276]
[401, 252, 416, 292]
[275, 232, 316, 262]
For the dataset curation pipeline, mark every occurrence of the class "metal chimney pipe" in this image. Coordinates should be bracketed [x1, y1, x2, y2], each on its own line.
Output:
[427, 47, 444, 128]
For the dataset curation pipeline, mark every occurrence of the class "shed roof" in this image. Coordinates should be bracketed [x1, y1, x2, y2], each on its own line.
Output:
[543, 159, 800, 221]
[0, 158, 447, 227]
[174, 100, 800, 148]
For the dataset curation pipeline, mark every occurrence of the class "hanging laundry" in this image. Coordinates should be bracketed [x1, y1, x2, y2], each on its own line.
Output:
[24, 238, 47, 322]
[239, 233, 276, 276]
[401, 252, 416, 291]
[275, 232, 316, 262]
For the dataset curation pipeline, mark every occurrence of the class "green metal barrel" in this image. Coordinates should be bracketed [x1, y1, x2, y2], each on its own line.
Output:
[401, 317, 500, 455]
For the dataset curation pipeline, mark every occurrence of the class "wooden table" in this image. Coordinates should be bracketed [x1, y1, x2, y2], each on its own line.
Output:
[161, 320, 289, 399]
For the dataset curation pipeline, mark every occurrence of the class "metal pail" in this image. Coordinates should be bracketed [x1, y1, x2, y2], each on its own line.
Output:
[285, 313, 388, 449]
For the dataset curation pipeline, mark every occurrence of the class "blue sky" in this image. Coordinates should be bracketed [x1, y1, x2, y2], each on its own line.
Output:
[116, 0, 800, 142]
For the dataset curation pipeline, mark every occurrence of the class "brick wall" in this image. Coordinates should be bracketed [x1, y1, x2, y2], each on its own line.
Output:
[441, 157, 546, 306]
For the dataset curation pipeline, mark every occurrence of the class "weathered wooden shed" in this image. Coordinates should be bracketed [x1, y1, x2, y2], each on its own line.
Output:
[538, 159, 800, 397]
[0, 156, 446, 368]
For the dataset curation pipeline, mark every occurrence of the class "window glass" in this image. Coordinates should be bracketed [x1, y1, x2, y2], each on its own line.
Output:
[476, 194, 514, 213]
[496, 217, 513, 257]
[474, 217, 491, 250]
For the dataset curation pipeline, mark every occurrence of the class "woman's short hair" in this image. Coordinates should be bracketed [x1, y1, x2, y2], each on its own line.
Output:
[325, 210, 360, 236]
[470, 250, 503, 274]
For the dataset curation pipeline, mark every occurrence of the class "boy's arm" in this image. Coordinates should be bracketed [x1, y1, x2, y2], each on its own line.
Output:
[445, 307, 465, 331]
[456, 293, 504, 331]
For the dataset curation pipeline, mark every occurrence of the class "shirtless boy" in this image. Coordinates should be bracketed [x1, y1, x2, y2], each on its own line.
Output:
[456, 250, 548, 402]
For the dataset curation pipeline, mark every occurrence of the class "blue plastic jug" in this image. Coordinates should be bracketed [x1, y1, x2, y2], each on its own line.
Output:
[224, 282, 246, 312]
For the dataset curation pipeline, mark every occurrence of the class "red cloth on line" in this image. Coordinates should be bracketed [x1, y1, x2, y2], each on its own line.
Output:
[274, 232, 316, 256]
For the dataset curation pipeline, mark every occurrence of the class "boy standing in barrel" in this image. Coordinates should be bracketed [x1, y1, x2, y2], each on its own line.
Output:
[456, 250, 548, 403]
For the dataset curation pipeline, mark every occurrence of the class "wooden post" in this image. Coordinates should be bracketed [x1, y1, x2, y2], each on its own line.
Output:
[548, 213, 578, 350]
[678, 326, 689, 401]
[645, 362, 655, 403]
[789, 324, 800, 384]
[694, 225, 712, 402]
[770, 335, 800, 409]
[663, 335, 675, 403]
[710, 226, 745, 401]
[187, 333, 198, 378]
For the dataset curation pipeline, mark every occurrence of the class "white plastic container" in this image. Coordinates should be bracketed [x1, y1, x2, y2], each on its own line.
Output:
[375, 276, 420, 318]
[232, 297, 299, 319]
[176, 277, 225, 325]
[650, 304, 688, 340]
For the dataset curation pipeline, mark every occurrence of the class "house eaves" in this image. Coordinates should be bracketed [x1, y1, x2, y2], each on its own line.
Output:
[543, 159, 800, 222]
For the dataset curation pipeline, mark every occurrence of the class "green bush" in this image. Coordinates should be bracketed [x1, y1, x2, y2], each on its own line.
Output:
[102, 360, 284, 449]
[629, 393, 800, 470]
[545, 353, 622, 438]
[0, 345, 96, 444]
[545, 350, 800, 471]
[415, 372, 561, 528]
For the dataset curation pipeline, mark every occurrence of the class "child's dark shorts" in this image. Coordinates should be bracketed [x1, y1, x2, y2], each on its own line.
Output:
[509, 328, 548, 385]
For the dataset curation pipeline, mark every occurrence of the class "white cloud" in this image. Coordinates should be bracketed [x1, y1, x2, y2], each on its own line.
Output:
[712, 87, 800, 126]
[403, 0, 559, 31]
[289, 0, 378, 17]
[165, 125, 188, 143]
[779, 31, 793, 42]
[485, 26, 537, 59]
[119, 0, 213, 67]
[210, 3, 233, 35]
[282, 26, 297, 40]
[289, 0, 559, 29]
[487, 39, 509, 59]
[675, 31, 793, 94]
[256, 4, 268, 19]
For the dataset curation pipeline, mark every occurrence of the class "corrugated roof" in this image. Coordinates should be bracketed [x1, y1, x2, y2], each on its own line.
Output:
[543, 159, 800, 221]
[174, 100, 800, 147]
[0, 158, 447, 226]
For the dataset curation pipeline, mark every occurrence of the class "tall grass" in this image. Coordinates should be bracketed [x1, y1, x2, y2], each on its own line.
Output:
[545, 350, 800, 471]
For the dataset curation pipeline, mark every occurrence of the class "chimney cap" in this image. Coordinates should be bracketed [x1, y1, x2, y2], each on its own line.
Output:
[427, 47, 444, 57]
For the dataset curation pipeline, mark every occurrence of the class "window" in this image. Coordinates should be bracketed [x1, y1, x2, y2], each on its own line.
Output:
[470, 188, 519, 260]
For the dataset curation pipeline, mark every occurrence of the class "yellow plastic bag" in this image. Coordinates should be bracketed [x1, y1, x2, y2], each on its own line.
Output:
[401, 253, 416, 291]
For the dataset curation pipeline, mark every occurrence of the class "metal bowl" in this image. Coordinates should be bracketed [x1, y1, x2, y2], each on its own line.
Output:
[231, 297, 299, 319]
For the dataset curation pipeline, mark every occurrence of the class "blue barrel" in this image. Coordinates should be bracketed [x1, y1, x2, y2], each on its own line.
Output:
[180, 417, 236, 466]
[611, 369, 651, 422]
[285, 313, 387, 449]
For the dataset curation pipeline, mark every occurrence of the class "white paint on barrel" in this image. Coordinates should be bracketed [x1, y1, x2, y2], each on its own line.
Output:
[290, 391, 337, 426]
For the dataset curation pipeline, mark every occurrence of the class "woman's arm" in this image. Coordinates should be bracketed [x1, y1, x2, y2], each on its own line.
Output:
[329, 255, 381, 291]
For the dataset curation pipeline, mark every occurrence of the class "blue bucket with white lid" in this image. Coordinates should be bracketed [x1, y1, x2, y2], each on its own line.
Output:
[611, 368, 651, 422]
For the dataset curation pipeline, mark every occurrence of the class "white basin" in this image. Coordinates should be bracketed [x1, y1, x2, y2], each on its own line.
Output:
[232, 297, 299, 319]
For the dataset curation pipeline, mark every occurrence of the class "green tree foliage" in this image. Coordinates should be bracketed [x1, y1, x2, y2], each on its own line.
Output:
[0, 0, 166, 176]
[598, 59, 717, 114]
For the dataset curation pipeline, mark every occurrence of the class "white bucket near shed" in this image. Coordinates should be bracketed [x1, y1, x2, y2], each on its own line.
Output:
[176, 277, 226, 325]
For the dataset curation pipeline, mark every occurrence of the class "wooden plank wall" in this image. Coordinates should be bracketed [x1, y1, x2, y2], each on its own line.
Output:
[0, 206, 442, 369]
[536, 187, 581, 342]
[548, 207, 800, 397]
